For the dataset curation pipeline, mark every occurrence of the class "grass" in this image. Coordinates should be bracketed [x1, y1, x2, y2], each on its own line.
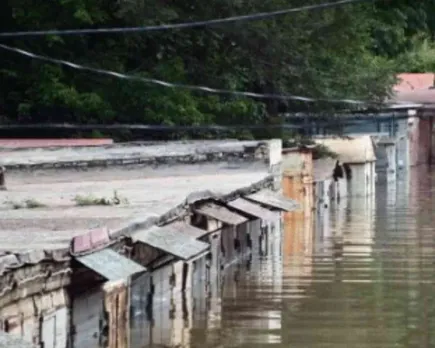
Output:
[6, 198, 47, 209]
[24, 199, 47, 208]
[73, 190, 129, 206]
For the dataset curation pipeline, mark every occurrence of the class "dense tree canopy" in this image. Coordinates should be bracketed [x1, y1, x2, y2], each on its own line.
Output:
[0, 0, 433, 137]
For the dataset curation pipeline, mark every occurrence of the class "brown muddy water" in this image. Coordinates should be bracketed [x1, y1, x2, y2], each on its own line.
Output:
[130, 167, 435, 348]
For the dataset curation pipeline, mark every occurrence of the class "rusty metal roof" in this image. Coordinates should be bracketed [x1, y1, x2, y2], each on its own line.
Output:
[132, 225, 209, 261]
[245, 190, 300, 211]
[0, 331, 35, 348]
[226, 198, 277, 222]
[195, 202, 248, 225]
[75, 248, 146, 281]
[315, 136, 376, 163]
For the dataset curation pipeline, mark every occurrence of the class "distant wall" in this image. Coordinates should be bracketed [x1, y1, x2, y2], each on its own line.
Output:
[1, 140, 281, 172]
[0, 138, 113, 149]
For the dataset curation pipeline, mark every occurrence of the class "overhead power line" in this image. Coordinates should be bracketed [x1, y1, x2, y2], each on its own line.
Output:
[0, 0, 373, 38]
[0, 123, 303, 130]
[0, 115, 411, 132]
[0, 43, 376, 105]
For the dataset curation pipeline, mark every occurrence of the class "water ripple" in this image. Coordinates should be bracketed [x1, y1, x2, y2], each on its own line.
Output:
[130, 168, 435, 348]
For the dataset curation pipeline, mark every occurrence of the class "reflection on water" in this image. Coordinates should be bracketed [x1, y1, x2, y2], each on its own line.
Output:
[131, 166, 435, 348]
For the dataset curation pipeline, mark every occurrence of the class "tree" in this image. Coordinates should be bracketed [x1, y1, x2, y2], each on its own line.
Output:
[0, 0, 406, 139]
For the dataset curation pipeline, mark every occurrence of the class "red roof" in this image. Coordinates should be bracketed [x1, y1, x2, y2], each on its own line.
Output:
[390, 73, 435, 105]
[0, 138, 113, 148]
[394, 73, 435, 92]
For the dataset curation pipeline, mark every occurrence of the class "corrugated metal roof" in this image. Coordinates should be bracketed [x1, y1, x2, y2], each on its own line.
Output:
[315, 136, 376, 163]
[0, 331, 35, 348]
[226, 198, 277, 221]
[148, 221, 208, 239]
[195, 203, 248, 225]
[76, 248, 146, 281]
[132, 225, 209, 261]
[245, 190, 300, 211]
[313, 158, 336, 182]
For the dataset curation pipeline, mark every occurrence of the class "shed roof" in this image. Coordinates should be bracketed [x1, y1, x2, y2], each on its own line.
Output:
[195, 203, 249, 225]
[313, 158, 337, 182]
[155, 221, 209, 239]
[226, 198, 277, 222]
[314, 136, 376, 164]
[245, 190, 300, 211]
[75, 248, 146, 281]
[132, 224, 209, 261]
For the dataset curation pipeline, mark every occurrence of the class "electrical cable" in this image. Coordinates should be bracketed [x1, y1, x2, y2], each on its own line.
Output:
[0, 115, 413, 131]
[0, 123, 302, 130]
[0, 43, 378, 105]
[0, 0, 374, 38]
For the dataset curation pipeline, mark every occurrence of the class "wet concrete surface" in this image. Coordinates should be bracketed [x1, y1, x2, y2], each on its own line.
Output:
[128, 166, 435, 348]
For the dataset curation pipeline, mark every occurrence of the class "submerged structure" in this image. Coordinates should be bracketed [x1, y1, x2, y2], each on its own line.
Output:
[0, 140, 300, 348]
[315, 135, 377, 197]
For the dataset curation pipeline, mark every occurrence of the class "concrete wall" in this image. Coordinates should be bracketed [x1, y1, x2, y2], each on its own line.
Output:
[0, 288, 69, 348]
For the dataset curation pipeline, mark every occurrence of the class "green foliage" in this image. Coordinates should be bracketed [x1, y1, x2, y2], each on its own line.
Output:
[371, 1, 435, 73]
[395, 39, 435, 73]
[283, 136, 337, 160]
[73, 190, 129, 206]
[5, 198, 46, 209]
[1, 0, 433, 137]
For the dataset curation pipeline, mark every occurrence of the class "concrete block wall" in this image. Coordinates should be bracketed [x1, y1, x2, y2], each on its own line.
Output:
[0, 288, 69, 347]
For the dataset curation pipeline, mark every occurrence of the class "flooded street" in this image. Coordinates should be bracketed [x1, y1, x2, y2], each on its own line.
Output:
[130, 167, 435, 348]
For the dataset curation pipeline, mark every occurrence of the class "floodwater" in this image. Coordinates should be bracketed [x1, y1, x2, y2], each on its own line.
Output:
[130, 167, 435, 348]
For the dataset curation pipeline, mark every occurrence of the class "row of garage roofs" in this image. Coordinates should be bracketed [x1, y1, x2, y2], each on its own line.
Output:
[67, 188, 297, 348]
[0, 179, 298, 348]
